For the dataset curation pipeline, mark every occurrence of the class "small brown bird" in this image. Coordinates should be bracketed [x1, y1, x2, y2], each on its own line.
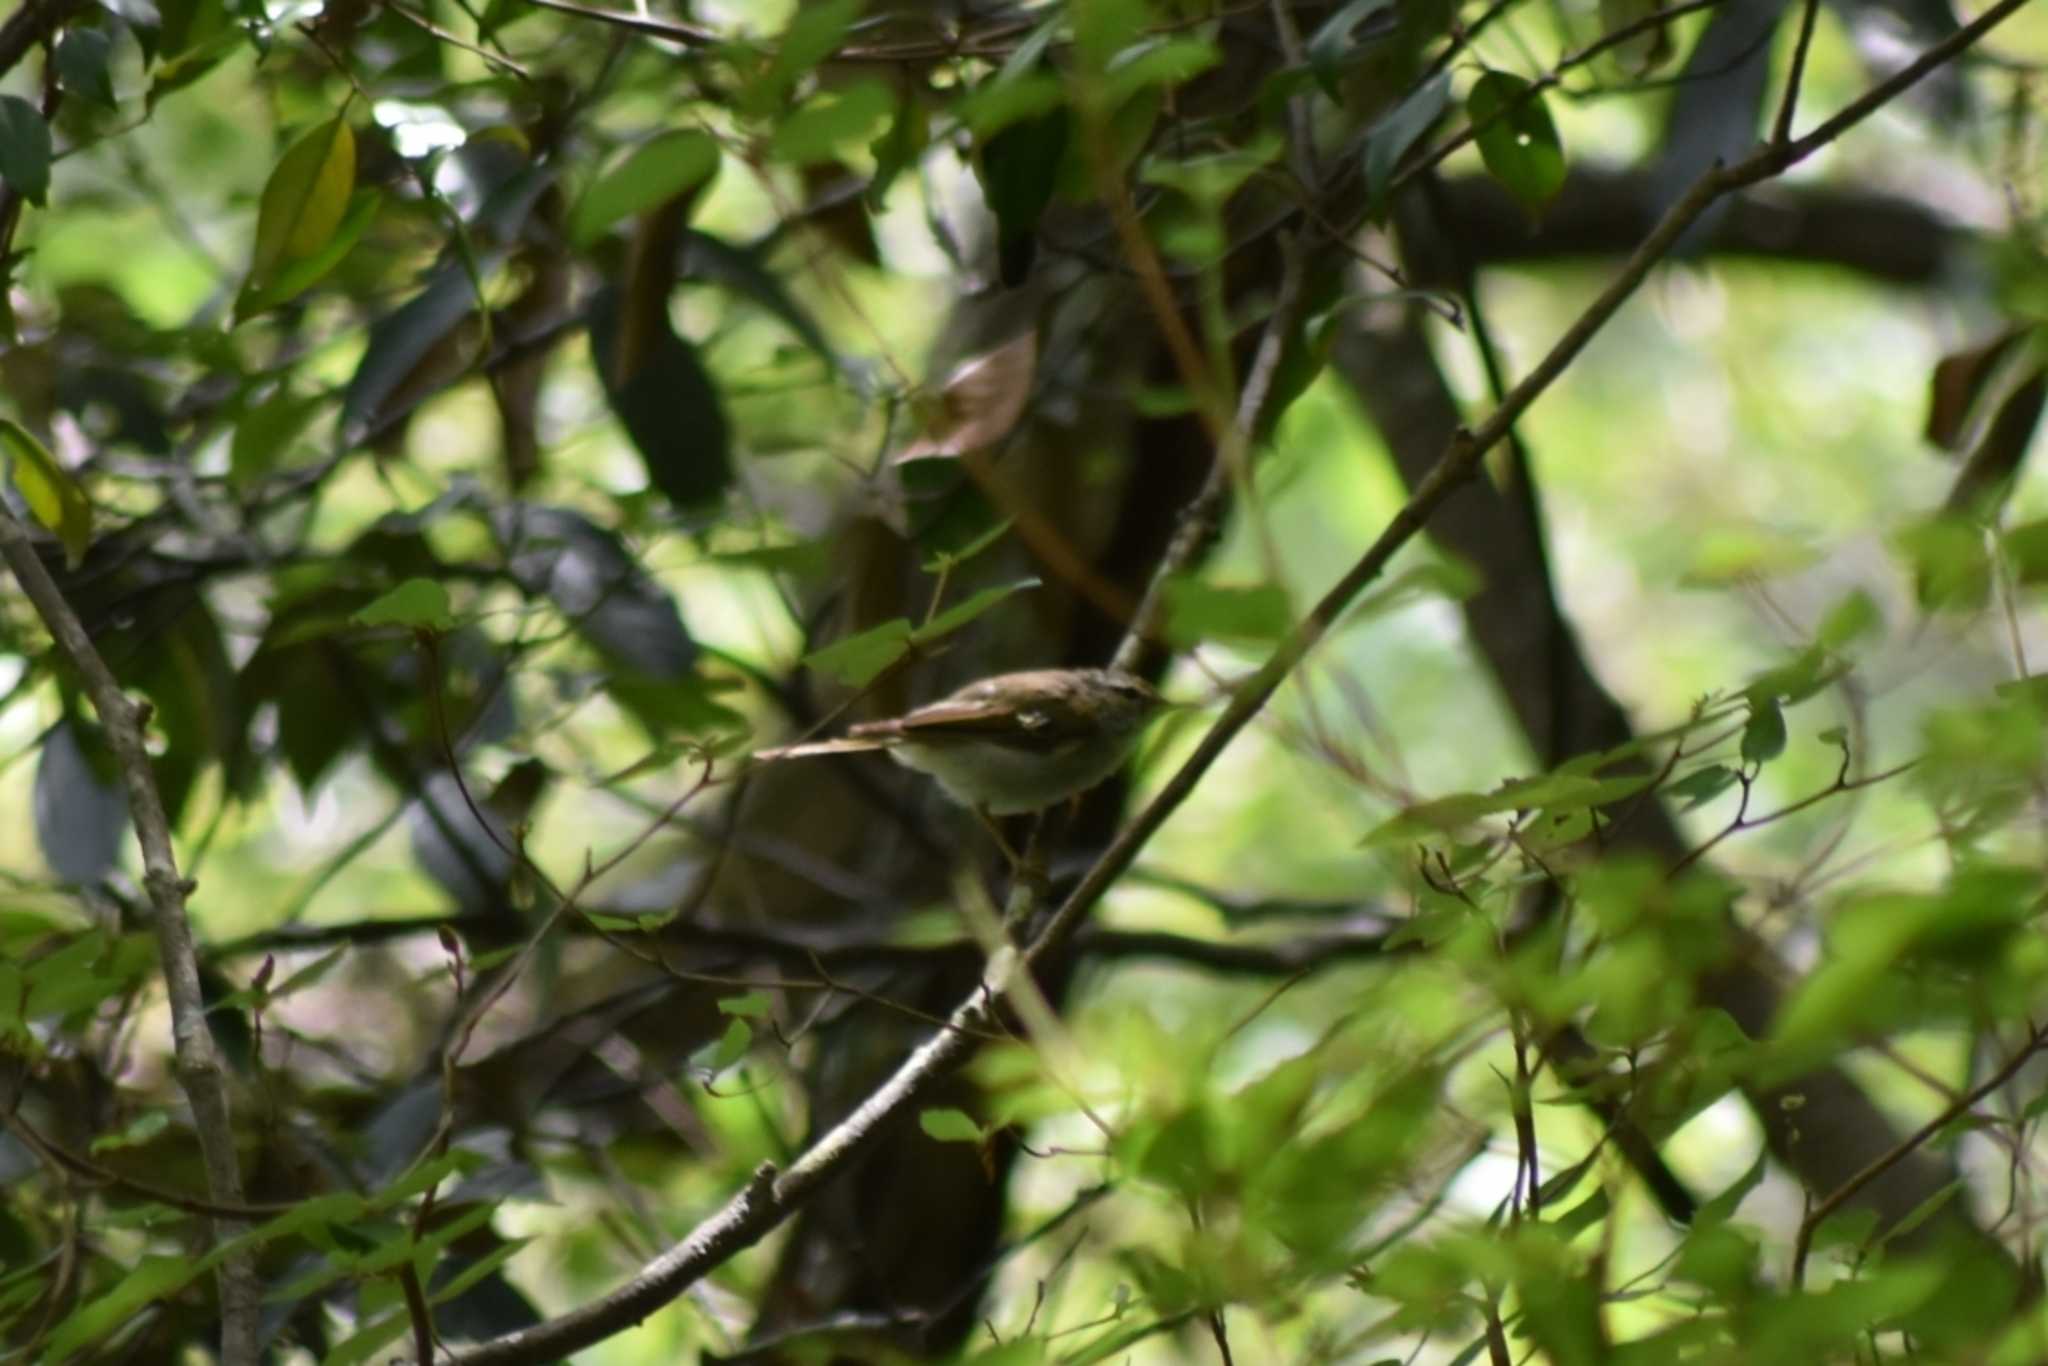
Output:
[755, 667, 1163, 815]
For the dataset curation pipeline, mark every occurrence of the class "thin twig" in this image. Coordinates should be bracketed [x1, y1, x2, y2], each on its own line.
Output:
[1791, 1020, 2048, 1286]
[1773, 0, 1825, 146]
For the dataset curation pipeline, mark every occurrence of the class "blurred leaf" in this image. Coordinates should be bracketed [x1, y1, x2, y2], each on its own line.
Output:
[236, 113, 356, 320]
[897, 332, 1037, 461]
[587, 285, 732, 509]
[0, 96, 52, 207]
[755, 0, 865, 113]
[33, 721, 128, 884]
[352, 578, 453, 630]
[1944, 367, 2048, 519]
[1599, 0, 1675, 75]
[44, 1256, 203, 1362]
[771, 79, 893, 166]
[1363, 73, 1451, 217]
[804, 619, 913, 687]
[1896, 515, 1991, 613]
[495, 504, 696, 682]
[568, 129, 720, 248]
[719, 991, 771, 1018]
[1926, 326, 2028, 451]
[1164, 579, 1291, 646]
[230, 387, 327, 487]
[1307, 0, 1399, 99]
[1467, 72, 1565, 210]
[1740, 698, 1786, 766]
[235, 187, 379, 322]
[922, 518, 1014, 572]
[0, 419, 91, 566]
[914, 577, 1039, 644]
[919, 1108, 986, 1143]
[118, 591, 238, 823]
[1668, 764, 1739, 810]
[680, 229, 837, 366]
[977, 104, 1070, 286]
[708, 1018, 751, 1071]
[55, 28, 116, 107]
[340, 260, 488, 448]
[867, 86, 928, 206]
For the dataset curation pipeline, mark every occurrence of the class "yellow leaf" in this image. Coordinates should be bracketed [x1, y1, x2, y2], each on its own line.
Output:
[0, 420, 91, 566]
[244, 114, 356, 298]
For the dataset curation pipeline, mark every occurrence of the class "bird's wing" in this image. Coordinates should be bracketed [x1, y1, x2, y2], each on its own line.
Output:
[753, 736, 894, 760]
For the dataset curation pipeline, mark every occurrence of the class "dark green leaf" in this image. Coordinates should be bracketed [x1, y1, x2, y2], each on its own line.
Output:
[587, 284, 732, 509]
[1467, 72, 1565, 209]
[1307, 0, 1399, 99]
[1363, 73, 1451, 215]
[340, 260, 486, 448]
[1740, 699, 1786, 766]
[978, 105, 1070, 286]
[0, 96, 52, 206]
[494, 504, 696, 682]
[1667, 764, 1738, 810]
[55, 28, 117, 107]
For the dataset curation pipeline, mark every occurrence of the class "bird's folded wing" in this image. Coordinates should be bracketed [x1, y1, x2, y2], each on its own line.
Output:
[753, 736, 894, 760]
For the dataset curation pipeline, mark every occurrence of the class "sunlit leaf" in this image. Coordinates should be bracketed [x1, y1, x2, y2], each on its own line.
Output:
[238, 113, 356, 317]
[0, 418, 91, 565]
[352, 578, 453, 630]
[568, 129, 720, 248]
[803, 619, 913, 687]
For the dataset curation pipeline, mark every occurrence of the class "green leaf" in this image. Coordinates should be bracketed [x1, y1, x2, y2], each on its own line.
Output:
[351, 578, 453, 630]
[1740, 698, 1786, 767]
[718, 990, 771, 1017]
[0, 95, 52, 206]
[803, 619, 913, 687]
[914, 577, 1040, 645]
[230, 387, 328, 486]
[1164, 579, 1291, 645]
[1467, 72, 1565, 209]
[922, 518, 1014, 573]
[586, 285, 733, 509]
[1667, 764, 1739, 811]
[0, 419, 91, 566]
[569, 129, 720, 248]
[708, 1018, 751, 1071]
[1363, 73, 1450, 215]
[1598, 0, 1676, 75]
[978, 104, 1070, 285]
[919, 1107, 986, 1143]
[1306, 0, 1399, 99]
[756, 0, 865, 112]
[239, 114, 356, 318]
[45, 1256, 205, 1361]
[235, 186, 379, 322]
[55, 28, 117, 107]
[770, 79, 893, 166]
